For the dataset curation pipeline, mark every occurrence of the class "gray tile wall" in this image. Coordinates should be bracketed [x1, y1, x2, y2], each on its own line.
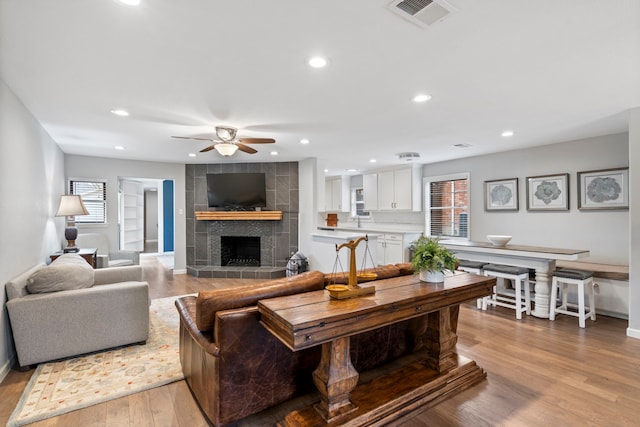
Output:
[185, 162, 299, 269]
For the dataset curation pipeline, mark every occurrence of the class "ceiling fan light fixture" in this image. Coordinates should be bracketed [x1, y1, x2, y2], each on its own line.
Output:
[215, 126, 237, 142]
[215, 143, 239, 156]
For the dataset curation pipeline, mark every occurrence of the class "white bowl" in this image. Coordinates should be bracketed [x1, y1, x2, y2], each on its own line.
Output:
[487, 235, 512, 247]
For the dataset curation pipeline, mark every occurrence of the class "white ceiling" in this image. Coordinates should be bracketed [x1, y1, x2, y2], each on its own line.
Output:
[1, 0, 639, 175]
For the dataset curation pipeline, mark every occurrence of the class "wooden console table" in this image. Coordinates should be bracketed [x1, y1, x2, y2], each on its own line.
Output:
[258, 272, 494, 426]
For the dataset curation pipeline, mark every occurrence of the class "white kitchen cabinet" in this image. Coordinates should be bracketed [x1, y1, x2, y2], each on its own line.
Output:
[376, 166, 421, 211]
[325, 176, 350, 212]
[362, 173, 378, 210]
[377, 233, 403, 265]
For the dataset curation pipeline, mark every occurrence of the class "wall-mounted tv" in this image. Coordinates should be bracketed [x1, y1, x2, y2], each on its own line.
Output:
[206, 172, 267, 210]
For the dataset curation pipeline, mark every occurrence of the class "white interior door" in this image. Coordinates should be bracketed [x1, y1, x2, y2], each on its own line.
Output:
[120, 179, 144, 251]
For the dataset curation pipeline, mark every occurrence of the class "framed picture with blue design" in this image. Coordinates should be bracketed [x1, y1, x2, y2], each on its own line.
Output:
[484, 178, 518, 211]
[526, 173, 569, 211]
[578, 167, 629, 210]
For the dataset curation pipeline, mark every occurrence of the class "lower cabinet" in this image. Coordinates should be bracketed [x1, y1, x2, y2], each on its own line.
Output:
[377, 233, 420, 265]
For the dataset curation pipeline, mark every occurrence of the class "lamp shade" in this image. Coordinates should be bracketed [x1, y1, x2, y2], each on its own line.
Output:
[215, 143, 239, 156]
[55, 195, 89, 217]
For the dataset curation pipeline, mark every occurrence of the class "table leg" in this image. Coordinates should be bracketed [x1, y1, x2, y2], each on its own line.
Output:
[312, 337, 359, 422]
[423, 306, 459, 372]
[532, 263, 555, 318]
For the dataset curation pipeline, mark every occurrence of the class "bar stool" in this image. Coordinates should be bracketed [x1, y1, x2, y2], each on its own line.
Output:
[549, 269, 596, 328]
[456, 260, 488, 308]
[481, 263, 531, 320]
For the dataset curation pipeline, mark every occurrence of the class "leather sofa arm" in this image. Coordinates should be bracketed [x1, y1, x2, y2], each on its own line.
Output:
[175, 296, 220, 356]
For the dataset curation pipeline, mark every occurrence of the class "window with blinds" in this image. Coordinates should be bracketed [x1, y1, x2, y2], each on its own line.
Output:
[69, 180, 107, 223]
[426, 174, 469, 238]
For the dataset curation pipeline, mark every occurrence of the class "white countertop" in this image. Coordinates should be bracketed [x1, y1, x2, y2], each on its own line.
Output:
[317, 223, 423, 234]
[311, 230, 381, 240]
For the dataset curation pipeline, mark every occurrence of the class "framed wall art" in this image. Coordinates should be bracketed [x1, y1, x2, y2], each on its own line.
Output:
[526, 173, 569, 211]
[577, 167, 629, 210]
[484, 178, 518, 211]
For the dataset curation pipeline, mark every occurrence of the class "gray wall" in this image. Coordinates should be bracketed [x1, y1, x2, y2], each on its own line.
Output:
[64, 155, 186, 271]
[628, 109, 640, 338]
[423, 133, 629, 265]
[0, 79, 66, 379]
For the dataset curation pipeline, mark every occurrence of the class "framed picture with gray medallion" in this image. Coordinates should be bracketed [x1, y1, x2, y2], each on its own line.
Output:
[484, 178, 518, 211]
[526, 173, 569, 211]
[578, 167, 629, 210]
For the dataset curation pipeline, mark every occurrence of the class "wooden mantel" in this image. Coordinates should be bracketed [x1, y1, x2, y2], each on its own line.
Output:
[195, 211, 283, 221]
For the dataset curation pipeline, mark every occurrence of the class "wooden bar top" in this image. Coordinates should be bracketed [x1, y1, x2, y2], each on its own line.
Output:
[258, 273, 494, 351]
[440, 239, 589, 260]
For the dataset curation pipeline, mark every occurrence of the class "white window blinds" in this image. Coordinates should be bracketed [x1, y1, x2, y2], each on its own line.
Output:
[428, 178, 468, 238]
[69, 180, 107, 223]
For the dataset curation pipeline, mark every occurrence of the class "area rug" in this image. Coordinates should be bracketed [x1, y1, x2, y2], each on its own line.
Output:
[7, 295, 188, 427]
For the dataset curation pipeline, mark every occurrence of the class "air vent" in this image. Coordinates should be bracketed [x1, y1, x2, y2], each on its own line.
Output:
[386, 0, 456, 29]
[453, 143, 472, 148]
[398, 152, 421, 161]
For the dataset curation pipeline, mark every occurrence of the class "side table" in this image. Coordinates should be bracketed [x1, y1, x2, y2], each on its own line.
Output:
[50, 248, 98, 268]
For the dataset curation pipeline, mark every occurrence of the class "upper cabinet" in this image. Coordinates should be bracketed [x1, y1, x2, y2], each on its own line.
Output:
[362, 173, 379, 211]
[375, 166, 422, 211]
[325, 176, 350, 212]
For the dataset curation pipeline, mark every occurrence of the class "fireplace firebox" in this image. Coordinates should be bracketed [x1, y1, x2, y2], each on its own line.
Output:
[221, 236, 260, 267]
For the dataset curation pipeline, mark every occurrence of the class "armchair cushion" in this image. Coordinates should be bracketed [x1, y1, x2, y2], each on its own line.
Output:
[76, 233, 139, 268]
[27, 254, 94, 294]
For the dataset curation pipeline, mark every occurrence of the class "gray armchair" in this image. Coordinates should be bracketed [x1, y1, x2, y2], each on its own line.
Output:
[76, 233, 139, 268]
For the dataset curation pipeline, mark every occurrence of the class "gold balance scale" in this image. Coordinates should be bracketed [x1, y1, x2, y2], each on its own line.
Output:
[326, 235, 377, 299]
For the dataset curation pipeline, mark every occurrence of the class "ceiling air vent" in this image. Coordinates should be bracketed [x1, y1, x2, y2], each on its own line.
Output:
[386, 0, 456, 29]
[398, 152, 421, 162]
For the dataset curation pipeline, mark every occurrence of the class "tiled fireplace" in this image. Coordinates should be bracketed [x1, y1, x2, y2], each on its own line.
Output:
[185, 162, 299, 279]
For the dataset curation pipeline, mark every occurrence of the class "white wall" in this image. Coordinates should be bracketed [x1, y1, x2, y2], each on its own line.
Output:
[64, 155, 186, 271]
[628, 109, 640, 338]
[0, 79, 66, 379]
[423, 133, 629, 265]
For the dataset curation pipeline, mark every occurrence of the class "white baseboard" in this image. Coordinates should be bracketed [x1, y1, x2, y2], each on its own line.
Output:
[173, 269, 187, 275]
[0, 354, 16, 383]
[626, 327, 640, 339]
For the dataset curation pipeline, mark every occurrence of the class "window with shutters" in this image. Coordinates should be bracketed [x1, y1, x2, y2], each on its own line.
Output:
[424, 173, 469, 238]
[69, 179, 107, 224]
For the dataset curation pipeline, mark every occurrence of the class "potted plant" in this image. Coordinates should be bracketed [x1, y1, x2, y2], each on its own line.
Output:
[411, 235, 458, 283]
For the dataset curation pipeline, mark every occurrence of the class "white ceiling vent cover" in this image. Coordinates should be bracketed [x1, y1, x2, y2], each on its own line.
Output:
[386, 0, 456, 29]
[398, 152, 421, 162]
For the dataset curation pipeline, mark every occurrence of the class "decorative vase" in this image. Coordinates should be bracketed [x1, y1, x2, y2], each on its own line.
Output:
[419, 270, 445, 283]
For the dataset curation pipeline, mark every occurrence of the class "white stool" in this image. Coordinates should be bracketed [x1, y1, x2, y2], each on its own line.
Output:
[549, 269, 596, 328]
[457, 260, 488, 309]
[482, 263, 531, 320]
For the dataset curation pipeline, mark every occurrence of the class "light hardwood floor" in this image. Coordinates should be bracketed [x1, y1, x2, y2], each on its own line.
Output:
[1, 258, 639, 426]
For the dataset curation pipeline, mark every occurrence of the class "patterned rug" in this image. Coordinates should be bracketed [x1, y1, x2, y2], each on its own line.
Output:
[7, 295, 187, 427]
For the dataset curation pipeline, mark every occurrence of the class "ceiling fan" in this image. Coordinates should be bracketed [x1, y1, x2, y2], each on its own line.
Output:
[172, 126, 275, 156]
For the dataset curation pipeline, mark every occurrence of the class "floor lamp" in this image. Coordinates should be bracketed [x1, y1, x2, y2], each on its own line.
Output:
[56, 195, 89, 253]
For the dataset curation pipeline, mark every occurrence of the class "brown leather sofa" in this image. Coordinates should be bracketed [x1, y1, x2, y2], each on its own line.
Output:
[175, 264, 415, 427]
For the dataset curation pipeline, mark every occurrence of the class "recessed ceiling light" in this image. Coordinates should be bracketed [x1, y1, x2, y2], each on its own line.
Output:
[110, 109, 129, 117]
[347, 169, 357, 172]
[308, 57, 327, 68]
[501, 130, 514, 137]
[300, 138, 310, 144]
[270, 151, 278, 156]
[117, 0, 141, 6]
[115, 146, 125, 150]
[413, 94, 432, 103]
[370, 159, 377, 163]
[324, 169, 329, 173]
[188, 153, 196, 157]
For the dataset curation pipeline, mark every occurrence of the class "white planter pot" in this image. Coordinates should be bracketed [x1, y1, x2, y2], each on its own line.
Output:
[419, 270, 445, 283]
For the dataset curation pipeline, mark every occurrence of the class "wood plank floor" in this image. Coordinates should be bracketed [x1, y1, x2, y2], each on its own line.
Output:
[1, 257, 639, 426]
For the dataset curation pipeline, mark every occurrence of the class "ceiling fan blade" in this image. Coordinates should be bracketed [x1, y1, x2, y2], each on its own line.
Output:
[237, 138, 275, 144]
[200, 145, 216, 153]
[172, 135, 214, 141]
[236, 143, 258, 154]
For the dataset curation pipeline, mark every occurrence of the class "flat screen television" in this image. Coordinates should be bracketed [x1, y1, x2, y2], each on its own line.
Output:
[206, 172, 267, 210]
